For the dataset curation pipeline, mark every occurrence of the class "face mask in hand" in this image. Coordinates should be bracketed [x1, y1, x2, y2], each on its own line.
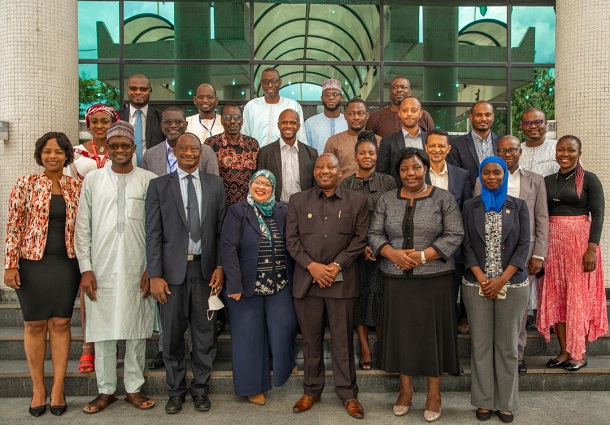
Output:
[206, 294, 225, 321]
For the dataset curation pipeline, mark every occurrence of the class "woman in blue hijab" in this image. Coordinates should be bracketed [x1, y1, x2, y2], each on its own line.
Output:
[220, 169, 297, 406]
[461, 156, 531, 423]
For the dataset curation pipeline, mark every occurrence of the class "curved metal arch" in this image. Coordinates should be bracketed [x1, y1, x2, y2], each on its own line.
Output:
[260, 34, 356, 63]
[254, 18, 366, 62]
[254, 4, 280, 29]
[124, 12, 174, 27]
[337, 5, 374, 49]
[275, 47, 342, 63]
[458, 30, 501, 47]
[459, 18, 507, 32]
[132, 25, 175, 43]
[257, 68, 356, 100]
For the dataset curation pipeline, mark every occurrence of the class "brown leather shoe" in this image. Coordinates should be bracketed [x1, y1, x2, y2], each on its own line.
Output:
[292, 395, 320, 413]
[343, 399, 364, 419]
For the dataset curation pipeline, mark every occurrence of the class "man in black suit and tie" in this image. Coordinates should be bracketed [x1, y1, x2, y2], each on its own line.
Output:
[118, 74, 165, 165]
[377, 96, 428, 186]
[146, 133, 226, 414]
[447, 101, 500, 190]
[256, 109, 318, 202]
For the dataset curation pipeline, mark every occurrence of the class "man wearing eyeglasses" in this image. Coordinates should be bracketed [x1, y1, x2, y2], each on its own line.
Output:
[304, 78, 348, 154]
[378, 96, 429, 186]
[204, 104, 260, 206]
[519, 108, 559, 176]
[365, 76, 435, 138]
[242, 68, 307, 147]
[118, 74, 165, 165]
[323, 98, 380, 181]
[141, 107, 219, 178]
[474, 135, 549, 375]
[186, 84, 225, 144]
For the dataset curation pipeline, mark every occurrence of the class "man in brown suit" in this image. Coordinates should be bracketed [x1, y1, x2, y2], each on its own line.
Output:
[286, 153, 369, 419]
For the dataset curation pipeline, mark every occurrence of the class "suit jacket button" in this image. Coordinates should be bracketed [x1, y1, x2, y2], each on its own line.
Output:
[323, 235, 327, 238]
[502, 244, 506, 249]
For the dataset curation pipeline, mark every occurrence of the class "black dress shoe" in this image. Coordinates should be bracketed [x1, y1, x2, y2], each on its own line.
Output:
[193, 394, 211, 411]
[518, 360, 527, 374]
[564, 360, 588, 371]
[497, 411, 514, 423]
[50, 394, 67, 416]
[475, 408, 491, 421]
[148, 352, 164, 369]
[546, 358, 568, 368]
[453, 364, 465, 376]
[29, 404, 46, 417]
[216, 315, 227, 337]
[165, 396, 185, 414]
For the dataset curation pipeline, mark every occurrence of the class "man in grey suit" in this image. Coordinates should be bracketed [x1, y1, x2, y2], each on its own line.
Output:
[256, 109, 318, 202]
[377, 96, 428, 186]
[475, 135, 549, 373]
[146, 133, 226, 414]
[141, 107, 218, 176]
[447, 101, 500, 190]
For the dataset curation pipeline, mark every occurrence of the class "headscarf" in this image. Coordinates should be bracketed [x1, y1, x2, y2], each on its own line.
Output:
[247, 169, 277, 241]
[85, 103, 119, 128]
[478, 156, 509, 212]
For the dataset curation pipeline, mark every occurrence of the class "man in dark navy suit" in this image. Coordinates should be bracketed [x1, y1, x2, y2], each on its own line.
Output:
[447, 101, 500, 190]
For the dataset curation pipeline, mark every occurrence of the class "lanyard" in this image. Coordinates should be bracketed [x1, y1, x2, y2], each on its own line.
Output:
[198, 114, 217, 138]
[91, 143, 109, 169]
[166, 144, 178, 173]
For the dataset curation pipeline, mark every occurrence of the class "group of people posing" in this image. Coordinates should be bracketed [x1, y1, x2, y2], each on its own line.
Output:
[3, 71, 606, 424]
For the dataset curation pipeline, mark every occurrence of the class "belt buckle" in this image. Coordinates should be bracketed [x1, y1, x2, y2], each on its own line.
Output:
[187, 254, 195, 261]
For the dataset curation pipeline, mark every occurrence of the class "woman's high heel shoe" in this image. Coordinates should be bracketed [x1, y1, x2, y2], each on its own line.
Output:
[29, 397, 46, 417]
[50, 394, 67, 416]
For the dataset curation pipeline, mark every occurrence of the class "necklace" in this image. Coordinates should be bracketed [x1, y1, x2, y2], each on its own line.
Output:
[402, 183, 428, 197]
[553, 170, 576, 202]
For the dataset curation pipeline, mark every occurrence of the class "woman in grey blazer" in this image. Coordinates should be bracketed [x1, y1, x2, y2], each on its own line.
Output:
[369, 148, 463, 422]
[461, 156, 530, 423]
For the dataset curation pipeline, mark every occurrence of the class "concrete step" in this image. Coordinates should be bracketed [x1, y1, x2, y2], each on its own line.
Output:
[1, 326, 610, 361]
[0, 356, 609, 397]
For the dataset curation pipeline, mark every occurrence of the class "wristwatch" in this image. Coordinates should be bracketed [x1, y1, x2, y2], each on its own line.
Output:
[333, 261, 342, 271]
[420, 250, 426, 264]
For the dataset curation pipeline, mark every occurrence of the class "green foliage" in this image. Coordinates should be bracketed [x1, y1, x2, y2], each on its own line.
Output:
[79, 73, 120, 119]
[511, 68, 555, 139]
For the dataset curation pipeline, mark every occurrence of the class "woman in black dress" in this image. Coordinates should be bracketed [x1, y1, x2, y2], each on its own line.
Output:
[340, 131, 396, 370]
[4, 133, 82, 416]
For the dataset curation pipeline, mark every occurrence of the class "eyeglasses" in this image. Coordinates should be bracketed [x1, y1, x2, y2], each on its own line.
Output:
[322, 92, 342, 99]
[347, 111, 367, 117]
[390, 85, 410, 91]
[521, 119, 545, 127]
[252, 179, 273, 188]
[161, 119, 186, 126]
[497, 147, 521, 155]
[108, 143, 133, 151]
[128, 86, 151, 92]
[260, 78, 280, 86]
[222, 114, 243, 122]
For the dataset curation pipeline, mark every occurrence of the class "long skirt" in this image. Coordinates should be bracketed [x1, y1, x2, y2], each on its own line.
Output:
[537, 215, 608, 360]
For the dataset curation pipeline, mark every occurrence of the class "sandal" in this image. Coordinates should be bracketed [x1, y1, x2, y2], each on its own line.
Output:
[78, 354, 95, 373]
[124, 392, 155, 410]
[83, 393, 117, 414]
[359, 361, 372, 370]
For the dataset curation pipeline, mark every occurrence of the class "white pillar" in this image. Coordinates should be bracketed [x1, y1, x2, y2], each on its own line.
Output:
[0, 1, 79, 295]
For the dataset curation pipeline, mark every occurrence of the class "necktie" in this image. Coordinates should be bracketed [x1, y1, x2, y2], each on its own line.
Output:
[134, 109, 143, 166]
[186, 175, 201, 243]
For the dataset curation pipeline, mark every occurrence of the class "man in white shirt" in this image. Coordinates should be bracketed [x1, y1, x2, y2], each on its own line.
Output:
[257, 109, 318, 202]
[242, 68, 307, 147]
[304, 78, 348, 153]
[118, 74, 165, 165]
[519, 108, 559, 176]
[186, 84, 224, 143]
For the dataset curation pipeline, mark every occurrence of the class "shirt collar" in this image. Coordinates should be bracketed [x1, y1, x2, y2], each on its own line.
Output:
[471, 130, 491, 143]
[279, 138, 299, 152]
[177, 167, 199, 180]
[402, 128, 421, 139]
[315, 185, 343, 199]
[130, 104, 149, 118]
[429, 162, 448, 175]
[220, 132, 245, 148]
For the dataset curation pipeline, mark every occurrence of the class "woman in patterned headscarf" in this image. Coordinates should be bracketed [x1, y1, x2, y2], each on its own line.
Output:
[461, 156, 531, 423]
[64, 103, 118, 374]
[220, 169, 297, 406]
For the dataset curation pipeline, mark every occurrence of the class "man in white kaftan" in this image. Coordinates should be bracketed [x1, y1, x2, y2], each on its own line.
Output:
[242, 67, 306, 147]
[75, 120, 157, 413]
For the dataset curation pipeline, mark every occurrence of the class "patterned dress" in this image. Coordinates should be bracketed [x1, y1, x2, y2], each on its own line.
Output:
[341, 172, 396, 326]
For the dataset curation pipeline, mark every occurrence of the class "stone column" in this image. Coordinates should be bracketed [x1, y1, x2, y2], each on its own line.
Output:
[555, 0, 610, 286]
[0, 1, 79, 295]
